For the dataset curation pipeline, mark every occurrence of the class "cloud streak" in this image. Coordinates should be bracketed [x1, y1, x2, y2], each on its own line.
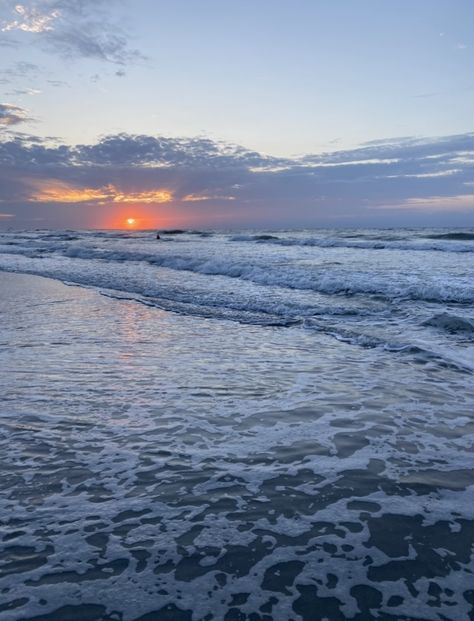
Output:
[0, 61, 40, 86]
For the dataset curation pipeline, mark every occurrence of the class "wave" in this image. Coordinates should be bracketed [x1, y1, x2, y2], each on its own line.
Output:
[1, 241, 473, 305]
[76, 231, 154, 240]
[303, 320, 474, 372]
[1, 249, 472, 373]
[63, 246, 474, 303]
[423, 312, 474, 334]
[38, 233, 80, 241]
[426, 232, 474, 241]
[230, 234, 280, 242]
[2, 259, 471, 374]
[338, 233, 405, 241]
[189, 230, 214, 237]
[229, 235, 474, 253]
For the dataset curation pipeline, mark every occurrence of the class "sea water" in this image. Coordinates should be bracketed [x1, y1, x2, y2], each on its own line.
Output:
[0, 228, 473, 620]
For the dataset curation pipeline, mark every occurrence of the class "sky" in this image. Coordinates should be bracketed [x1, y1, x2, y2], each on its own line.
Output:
[0, 0, 473, 229]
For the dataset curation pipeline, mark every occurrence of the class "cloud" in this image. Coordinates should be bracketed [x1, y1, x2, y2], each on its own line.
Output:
[1, 130, 474, 227]
[29, 181, 173, 204]
[6, 88, 41, 96]
[47, 79, 69, 87]
[413, 92, 439, 99]
[45, 23, 144, 65]
[183, 194, 236, 202]
[1, 3, 60, 32]
[0, 103, 32, 126]
[0, 36, 19, 47]
[73, 133, 270, 169]
[0, 61, 40, 85]
[377, 194, 474, 213]
[1, 1, 143, 65]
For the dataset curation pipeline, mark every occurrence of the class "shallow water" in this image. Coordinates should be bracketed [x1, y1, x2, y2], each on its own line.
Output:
[0, 227, 474, 620]
[0, 227, 473, 372]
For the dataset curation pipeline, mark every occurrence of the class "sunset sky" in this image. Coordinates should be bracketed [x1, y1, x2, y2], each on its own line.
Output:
[0, 0, 473, 229]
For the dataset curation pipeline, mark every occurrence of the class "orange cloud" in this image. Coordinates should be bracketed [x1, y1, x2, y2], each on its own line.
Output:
[29, 182, 173, 205]
[112, 190, 172, 204]
[30, 182, 110, 203]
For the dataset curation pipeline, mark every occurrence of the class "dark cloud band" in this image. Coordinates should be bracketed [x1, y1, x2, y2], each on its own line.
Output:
[0, 131, 473, 227]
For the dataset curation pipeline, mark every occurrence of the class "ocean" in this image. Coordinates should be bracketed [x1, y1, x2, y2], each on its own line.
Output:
[0, 227, 473, 620]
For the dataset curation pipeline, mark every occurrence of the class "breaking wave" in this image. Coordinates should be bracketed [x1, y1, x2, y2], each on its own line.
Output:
[230, 234, 474, 253]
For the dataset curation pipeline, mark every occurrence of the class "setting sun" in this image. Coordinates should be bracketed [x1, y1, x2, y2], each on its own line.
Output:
[126, 218, 136, 225]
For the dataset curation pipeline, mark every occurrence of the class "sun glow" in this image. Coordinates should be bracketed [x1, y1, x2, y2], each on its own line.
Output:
[26, 180, 177, 229]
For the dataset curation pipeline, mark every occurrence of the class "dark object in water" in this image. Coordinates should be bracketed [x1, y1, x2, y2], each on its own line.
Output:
[156, 233, 161, 240]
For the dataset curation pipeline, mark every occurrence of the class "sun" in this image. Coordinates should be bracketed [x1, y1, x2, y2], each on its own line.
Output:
[126, 218, 136, 226]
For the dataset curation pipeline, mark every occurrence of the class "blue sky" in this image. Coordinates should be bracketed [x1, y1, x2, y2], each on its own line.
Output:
[0, 0, 473, 228]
